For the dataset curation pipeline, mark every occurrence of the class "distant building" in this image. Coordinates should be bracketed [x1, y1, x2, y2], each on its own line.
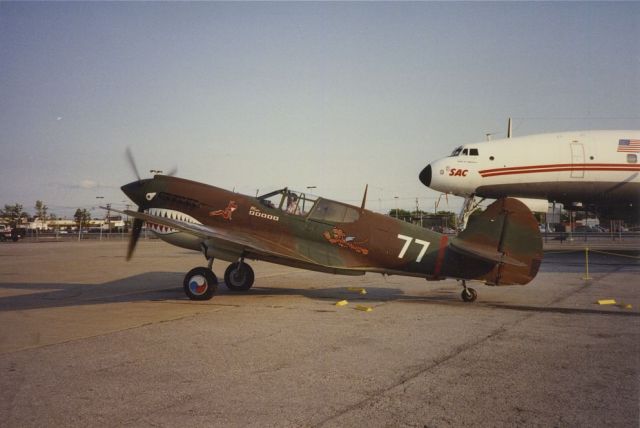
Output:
[26, 215, 126, 231]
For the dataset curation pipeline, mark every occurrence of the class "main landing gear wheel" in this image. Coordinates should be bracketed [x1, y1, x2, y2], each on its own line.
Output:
[224, 262, 255, 291]
[183, 267, 218, 300]
[461, 287, 477, 302]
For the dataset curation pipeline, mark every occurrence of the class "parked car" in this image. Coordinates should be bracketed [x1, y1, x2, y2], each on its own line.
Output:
[0, 225, 10, 241]
[0, 225, 25, 242]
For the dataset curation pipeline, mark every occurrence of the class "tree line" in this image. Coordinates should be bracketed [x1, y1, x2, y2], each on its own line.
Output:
[0, 201, 92, 228]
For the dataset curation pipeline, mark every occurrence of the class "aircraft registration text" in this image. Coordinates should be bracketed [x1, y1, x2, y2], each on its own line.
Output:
[249, 206, 280, 222]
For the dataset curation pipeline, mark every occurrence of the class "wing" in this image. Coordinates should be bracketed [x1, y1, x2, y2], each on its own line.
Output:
[109, 208, 361, 274]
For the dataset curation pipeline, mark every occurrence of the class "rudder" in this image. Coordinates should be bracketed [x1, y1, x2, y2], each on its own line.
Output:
[450, 197, 543, 285]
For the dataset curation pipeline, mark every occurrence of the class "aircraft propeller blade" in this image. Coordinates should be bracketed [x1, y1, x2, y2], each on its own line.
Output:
[166, 166, 178, 176]
[126, 147, 142, 181]
[126, 209, 144, 261]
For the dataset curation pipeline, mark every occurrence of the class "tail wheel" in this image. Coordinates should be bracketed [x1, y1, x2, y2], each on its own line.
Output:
[183, 267, 218, 300]
[461, 287, 477, 302]
[224, 262, 255, 291]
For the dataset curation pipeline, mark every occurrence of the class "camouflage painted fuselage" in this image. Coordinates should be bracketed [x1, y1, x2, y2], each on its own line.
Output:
[123, 175, 543, 286]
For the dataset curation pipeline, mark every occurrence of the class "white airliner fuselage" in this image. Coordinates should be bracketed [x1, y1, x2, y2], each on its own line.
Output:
[420, 130, 640, 210]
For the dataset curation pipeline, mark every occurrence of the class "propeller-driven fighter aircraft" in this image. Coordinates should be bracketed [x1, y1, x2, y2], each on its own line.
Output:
[113, 171, 543, 303]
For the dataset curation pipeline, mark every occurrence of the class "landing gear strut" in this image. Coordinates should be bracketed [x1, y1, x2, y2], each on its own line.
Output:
[458, 195, 485, 231]
[460, 280, 477, 303]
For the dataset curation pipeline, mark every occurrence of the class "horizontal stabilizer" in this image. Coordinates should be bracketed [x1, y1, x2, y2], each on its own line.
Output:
[448, 240, 526, 267]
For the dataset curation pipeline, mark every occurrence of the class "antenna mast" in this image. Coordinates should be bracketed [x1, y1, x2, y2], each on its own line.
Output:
[360, 184, 368, 210]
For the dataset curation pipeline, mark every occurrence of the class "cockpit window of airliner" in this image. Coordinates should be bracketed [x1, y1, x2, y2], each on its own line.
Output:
[462, 149, 468, 155]
[470, 148, 479, 156]
[450, 147, 462, 157]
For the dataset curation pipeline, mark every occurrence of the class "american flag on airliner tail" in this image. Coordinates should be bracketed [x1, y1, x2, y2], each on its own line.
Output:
[617, 139, 640, 153]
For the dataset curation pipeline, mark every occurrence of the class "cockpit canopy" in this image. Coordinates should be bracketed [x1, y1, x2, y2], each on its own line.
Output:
[450, 147, 479, 157]
[310, 199, 360, 223]
[257, 188, 316, 216]
[257, 188, 360, 223]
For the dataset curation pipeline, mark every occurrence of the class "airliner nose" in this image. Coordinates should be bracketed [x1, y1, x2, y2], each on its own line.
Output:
[419, 164, 432, 187]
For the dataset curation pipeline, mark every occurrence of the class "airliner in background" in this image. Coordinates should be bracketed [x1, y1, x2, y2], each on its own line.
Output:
[419, 130, 640, 226]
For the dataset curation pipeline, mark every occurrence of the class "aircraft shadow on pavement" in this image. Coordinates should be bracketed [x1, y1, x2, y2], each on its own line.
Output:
[0, 272, 636, 318]
[0, 271, 484, 311]
[248, 285, 468, 304]
[0, 272, 428, 312]
[0, 272, 185, 312]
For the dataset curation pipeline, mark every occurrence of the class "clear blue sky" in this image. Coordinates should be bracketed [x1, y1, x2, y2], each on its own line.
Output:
[1, 2, 638, 218]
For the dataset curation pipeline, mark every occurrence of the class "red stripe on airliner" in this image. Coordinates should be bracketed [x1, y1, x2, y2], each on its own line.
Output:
[480, 163, 637, 174]
[433, 234, 449, 279]
[479, 164, 640, 178]
[482, 167, 640, 177]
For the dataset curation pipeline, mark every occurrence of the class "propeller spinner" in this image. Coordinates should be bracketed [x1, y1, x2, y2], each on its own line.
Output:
[122, 148, 178, 260]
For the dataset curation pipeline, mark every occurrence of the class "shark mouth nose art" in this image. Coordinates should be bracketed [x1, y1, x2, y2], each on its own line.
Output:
[145, 208, 201, 234]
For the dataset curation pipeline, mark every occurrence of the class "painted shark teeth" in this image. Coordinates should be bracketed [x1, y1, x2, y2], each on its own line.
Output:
[144, 208, 201, 235]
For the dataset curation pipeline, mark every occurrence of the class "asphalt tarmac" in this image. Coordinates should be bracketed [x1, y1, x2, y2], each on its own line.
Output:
[0, 240, 638, 427]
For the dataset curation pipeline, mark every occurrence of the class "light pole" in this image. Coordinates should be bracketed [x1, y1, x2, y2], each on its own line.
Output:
[96, 196, 104, 240]
[394, 196, 399, 219]
[106, 203, 111, 238]
[150, 169, 163, 175]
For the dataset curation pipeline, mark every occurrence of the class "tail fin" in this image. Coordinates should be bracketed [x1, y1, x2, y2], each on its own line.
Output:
[449, 197, 543, 285]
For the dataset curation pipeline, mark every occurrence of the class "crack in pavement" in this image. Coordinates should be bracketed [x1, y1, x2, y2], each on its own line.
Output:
[314, 269, 622, 427]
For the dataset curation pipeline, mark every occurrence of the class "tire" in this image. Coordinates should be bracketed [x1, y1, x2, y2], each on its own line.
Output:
[224, 262, 255, 291]
[461, 287, 477, 303]
[183, 267, 218, 300]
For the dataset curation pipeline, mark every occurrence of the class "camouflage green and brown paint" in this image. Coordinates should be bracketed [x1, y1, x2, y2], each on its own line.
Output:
[121, 175, 543, 286]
